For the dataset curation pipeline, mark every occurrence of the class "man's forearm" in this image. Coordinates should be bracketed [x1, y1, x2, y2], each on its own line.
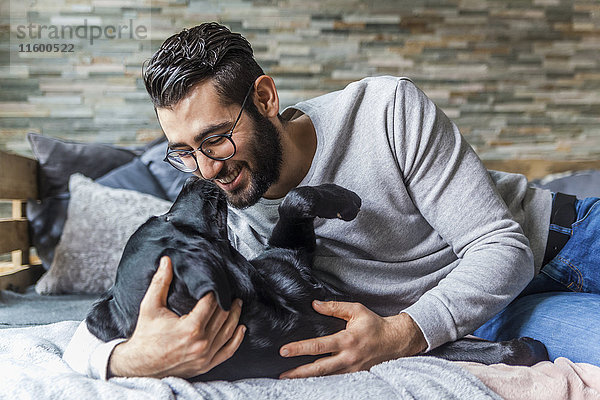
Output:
[387, 312, 428, 357]
[402, 241, 533, 353]
[108, 340, 157, 378]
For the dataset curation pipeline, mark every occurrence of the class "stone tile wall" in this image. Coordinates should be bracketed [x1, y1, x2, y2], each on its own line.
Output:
[1, 0, 599, 161]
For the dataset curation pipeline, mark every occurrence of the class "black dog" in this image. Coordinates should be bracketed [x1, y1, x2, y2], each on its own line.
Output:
[86, 177, 548, 381]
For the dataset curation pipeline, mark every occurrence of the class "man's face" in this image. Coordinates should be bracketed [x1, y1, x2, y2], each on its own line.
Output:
[157, 81, 282, 209]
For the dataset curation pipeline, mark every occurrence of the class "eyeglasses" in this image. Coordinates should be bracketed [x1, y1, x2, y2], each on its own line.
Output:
[163, 83, 254, 173]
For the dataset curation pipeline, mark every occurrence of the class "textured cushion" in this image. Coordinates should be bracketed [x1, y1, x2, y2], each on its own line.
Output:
[27, 133, 137, 198]
[35, 174, 171, 295]
[26, 133, 139, 269]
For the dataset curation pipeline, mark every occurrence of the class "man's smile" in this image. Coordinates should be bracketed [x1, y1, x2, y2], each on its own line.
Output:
[215, 164, 244, 191]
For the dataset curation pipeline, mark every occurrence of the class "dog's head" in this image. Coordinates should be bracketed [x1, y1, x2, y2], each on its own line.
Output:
[156, 176, 255, 311]
[166, 176, 229, 240]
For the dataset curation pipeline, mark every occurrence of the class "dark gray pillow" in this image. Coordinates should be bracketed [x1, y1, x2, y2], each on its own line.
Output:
[27, 133, 137, 198]
[27, 195, 69, 270]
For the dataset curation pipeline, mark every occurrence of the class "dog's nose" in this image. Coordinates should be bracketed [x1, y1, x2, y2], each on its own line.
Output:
[185, 175, 220, 194]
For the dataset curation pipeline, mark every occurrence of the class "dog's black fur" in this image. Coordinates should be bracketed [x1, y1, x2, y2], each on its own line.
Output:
[86, 177, 548, 381]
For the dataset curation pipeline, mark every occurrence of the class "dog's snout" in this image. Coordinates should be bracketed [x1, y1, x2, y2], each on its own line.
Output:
[183, 176, 224, 200]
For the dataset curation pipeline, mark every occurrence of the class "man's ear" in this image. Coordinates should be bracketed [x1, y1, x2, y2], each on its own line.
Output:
[254, 75, 280, 119]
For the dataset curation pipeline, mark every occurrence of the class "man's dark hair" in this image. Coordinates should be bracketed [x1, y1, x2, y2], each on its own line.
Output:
[143, 22, 265, 111]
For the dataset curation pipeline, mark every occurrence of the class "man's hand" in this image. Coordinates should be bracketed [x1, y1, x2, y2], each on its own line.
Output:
[279, 300, 427, 379]
[108, 256, 246, 379]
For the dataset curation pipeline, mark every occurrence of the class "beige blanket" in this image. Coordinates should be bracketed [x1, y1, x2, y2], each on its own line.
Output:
[459, 358, 600, 400]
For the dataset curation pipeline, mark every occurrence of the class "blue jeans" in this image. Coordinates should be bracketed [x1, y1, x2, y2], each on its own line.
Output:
[474, 196, 600, 366]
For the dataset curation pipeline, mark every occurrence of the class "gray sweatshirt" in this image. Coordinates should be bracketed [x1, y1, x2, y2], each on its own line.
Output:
[63, 76, 552, 379]
[227, 76, 551, 351]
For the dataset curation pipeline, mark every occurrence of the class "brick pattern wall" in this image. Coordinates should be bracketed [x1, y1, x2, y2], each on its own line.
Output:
[1, 0, 599, 161]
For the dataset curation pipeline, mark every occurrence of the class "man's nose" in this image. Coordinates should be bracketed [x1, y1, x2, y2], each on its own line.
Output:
[196, 155, 225, 180]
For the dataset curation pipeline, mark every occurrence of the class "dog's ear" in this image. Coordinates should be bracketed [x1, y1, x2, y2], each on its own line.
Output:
[86, 293, 125, 342]
[164, 248, 233, 311]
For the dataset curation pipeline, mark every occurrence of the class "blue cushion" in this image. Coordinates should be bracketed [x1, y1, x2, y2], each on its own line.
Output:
[140, 140, 190, 201]
[96, 157, 168, 199]
[532, 170, 600, 198]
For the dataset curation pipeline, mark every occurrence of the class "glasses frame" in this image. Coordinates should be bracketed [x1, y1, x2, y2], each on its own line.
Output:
[163, 82, 255, 172]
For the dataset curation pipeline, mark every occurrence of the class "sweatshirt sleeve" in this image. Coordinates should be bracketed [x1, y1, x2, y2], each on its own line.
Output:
[393, 79, 535, 351]
[62, 320, 126, 380]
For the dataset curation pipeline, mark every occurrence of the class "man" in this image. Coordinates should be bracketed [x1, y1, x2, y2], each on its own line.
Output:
[63, 22, 600, 380]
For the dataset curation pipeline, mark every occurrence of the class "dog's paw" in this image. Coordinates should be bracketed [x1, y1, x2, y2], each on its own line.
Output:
[501, 337, 550, 366]
[282, 184, 361, 221]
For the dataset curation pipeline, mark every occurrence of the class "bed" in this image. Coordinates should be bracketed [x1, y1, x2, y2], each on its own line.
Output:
[1, 141, 600, 399]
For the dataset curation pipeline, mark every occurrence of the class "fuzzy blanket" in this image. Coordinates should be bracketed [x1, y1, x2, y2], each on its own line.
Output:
[0, 321, 500, 400]
[3, 321, 599, 399]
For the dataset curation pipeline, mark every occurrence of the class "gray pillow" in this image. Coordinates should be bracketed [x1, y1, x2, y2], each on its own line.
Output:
[35, 174, 171, 295]
[26, 132, 140, 270]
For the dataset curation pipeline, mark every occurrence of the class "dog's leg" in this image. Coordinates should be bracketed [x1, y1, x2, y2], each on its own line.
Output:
[269, 184, 361, 252]
[426, 337, 550, 366]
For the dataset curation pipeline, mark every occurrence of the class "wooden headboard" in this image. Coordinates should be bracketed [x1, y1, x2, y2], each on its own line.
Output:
[0, 149, 598, 292]
[0, 151, 43, 292]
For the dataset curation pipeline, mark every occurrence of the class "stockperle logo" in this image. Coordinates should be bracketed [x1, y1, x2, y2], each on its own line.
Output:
[3, 0, 153, 74]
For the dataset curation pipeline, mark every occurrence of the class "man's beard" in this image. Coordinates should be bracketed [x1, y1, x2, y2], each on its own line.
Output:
[220, 110, 283, 209]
